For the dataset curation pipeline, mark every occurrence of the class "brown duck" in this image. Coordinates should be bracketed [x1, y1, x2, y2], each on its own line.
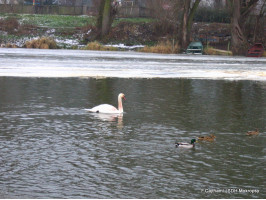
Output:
[198, 134, 216, 142]
[246, 129, 259, 136]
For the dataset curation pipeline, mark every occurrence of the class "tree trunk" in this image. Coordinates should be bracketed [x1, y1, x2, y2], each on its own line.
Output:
[253, 0, 265, 42]
[97, 0, 105, 31]
[179, 0, 190, 50]
[96, 0, 117, 38]
[231, 0, 248, 55]
[187, 0, 201, 45]
[230, 0, 259, 55]
[101, 0, 112, 36]
[179, 0, 201, 50]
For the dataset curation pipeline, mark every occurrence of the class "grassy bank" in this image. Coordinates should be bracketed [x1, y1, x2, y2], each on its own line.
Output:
[0, 13, 156, 49]
[0, 13, 95, 27]
[112, 17, 155, 26]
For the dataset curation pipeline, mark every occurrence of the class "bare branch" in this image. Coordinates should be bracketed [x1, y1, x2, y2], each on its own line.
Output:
[241, 0, 259, 18]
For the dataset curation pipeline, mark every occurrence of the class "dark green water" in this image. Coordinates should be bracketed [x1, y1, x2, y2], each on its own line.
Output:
[0, 77, 265, 198]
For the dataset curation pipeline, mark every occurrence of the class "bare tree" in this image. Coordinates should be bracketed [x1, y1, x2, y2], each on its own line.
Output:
[179, 0, 201, 50]
[96, 0, 119, 38]
[228, 0, 259, 55]
[253, 0, 265, 42]
[144, 0, 201, 50]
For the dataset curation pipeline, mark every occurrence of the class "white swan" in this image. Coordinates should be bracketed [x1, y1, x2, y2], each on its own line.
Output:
[86, 93, 126, 114]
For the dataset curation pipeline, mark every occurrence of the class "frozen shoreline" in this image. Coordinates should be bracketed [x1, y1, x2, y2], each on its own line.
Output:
[0, 48, 265, 81]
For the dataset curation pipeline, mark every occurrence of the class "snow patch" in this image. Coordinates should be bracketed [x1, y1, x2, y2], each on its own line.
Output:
[106, 44, 144, 50]
[46, 29, 56, 34]
[55, 38, 80, 48]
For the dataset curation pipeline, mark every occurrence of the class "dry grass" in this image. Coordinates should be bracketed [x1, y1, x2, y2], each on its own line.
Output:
[204, 46, 232, 56]
[139, 41, 180, 54]
[0, 43, 18, 48]
[25, 37, 57, 49]
[83, 41, 118, 51]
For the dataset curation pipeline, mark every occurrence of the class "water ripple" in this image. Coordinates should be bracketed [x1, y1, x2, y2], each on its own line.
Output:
[0, 78, 265, 198]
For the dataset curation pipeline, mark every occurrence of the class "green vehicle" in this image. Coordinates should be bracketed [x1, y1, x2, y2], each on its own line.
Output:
[186, 41, 203, 54]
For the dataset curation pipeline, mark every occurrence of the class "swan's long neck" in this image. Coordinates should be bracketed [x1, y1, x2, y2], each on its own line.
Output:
[118, 96, 123, 113]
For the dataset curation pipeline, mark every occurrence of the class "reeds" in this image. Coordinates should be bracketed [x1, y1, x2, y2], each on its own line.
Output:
[83, 41, 118, 51]
[25, 37, 57, 49]
[139, 40, 180, 54]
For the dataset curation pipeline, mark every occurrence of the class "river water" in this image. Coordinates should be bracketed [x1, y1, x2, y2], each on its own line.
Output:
[0, 48, 265, 198]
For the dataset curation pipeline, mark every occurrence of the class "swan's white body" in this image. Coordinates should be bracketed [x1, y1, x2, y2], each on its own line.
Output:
[87, 104, 121, 114]
[86, 93, 125, 114]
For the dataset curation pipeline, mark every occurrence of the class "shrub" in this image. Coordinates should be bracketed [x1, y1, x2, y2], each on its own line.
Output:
[139, 40, 180, 54]
[3, 43, 18, 48]
[0, 17, 19, 34]
[25, 37, 57, 49]
[152, 20, 177, 37]
[83, 41, 118, 51]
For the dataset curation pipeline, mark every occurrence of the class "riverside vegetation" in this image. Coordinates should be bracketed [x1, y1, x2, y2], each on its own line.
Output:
[0, 13, 262, 56]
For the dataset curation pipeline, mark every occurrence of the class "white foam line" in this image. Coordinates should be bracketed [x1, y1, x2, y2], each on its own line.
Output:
[0, 48, 265, 81]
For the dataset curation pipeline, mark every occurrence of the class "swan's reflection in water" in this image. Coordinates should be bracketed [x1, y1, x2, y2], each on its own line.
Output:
[89, 112, 124, 129]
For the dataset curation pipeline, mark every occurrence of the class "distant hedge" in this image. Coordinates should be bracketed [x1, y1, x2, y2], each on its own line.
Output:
[194, 8, 231, 23]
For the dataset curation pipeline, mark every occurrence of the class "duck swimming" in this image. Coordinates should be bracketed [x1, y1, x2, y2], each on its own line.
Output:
[198, 134, 216, 142]
[246, 128, 259, 136]
[175, 139, 196, 148]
